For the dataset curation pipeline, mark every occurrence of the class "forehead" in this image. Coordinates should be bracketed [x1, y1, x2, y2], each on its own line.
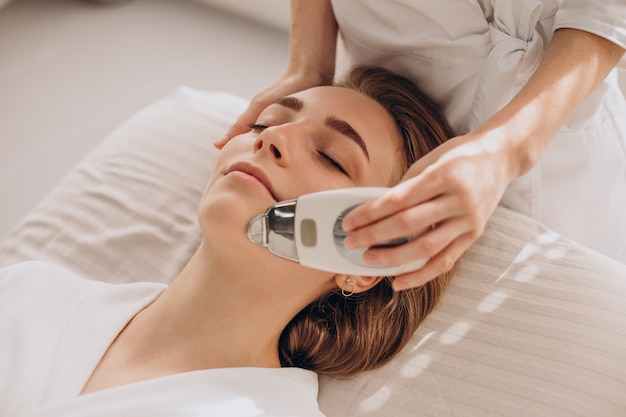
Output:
[291, 86, 402, 184]
[291, 86, 392, 129]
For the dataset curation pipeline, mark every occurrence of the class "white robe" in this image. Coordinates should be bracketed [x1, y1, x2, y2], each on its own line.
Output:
[332, 0, 626, 263]
[0, 261, 325, 417]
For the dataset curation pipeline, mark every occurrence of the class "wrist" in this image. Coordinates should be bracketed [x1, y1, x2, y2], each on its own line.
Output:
[288, 0, 337, 86]
[284, 59, 335, 86]
[474, 94, 557, 180]
[472, 124, 537, 183]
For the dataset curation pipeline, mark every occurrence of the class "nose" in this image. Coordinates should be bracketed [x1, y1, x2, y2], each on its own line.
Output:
[253, 124, 296, 166]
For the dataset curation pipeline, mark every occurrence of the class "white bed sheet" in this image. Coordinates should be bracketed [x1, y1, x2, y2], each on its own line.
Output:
[0, 87, 625, 417]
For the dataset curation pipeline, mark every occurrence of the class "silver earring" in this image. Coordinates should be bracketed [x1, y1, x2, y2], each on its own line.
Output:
[341, 278, 355, 297]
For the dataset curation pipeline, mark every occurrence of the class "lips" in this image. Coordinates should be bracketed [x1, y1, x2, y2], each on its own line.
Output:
[226, 161, 278, 201]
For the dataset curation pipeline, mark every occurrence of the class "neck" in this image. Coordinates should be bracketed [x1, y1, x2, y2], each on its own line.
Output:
[117, 241, 333, 372]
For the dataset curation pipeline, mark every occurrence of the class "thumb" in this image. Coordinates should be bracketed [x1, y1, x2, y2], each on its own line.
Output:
[214, 100, 269, 149]
[214, 117, 251, 149]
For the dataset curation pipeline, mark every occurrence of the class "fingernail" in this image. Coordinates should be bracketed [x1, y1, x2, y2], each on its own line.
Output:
[342, 218, 354, 232]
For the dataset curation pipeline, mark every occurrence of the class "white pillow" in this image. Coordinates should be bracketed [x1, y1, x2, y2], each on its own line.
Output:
[0, 88, 239, 283]
[1, 87, 625, 416]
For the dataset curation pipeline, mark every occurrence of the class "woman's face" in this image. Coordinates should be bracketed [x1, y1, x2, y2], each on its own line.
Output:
[199, 85, 402, 250]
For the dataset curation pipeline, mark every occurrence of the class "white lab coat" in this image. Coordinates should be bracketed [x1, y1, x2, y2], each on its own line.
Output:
[332, 0, 626, 262]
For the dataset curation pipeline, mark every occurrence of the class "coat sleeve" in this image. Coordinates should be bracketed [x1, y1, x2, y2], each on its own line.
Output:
[554, 0, 626, 50]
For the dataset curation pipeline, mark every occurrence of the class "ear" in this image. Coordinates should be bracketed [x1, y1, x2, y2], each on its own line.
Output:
[334, 274, 384, 295]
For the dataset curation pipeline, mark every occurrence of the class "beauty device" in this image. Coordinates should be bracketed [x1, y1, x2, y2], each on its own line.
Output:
[247, 187, 428, 276]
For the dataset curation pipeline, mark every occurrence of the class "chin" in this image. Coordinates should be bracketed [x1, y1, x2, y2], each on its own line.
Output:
[197, 197, 299, 273]
[197, 186, 269, 247]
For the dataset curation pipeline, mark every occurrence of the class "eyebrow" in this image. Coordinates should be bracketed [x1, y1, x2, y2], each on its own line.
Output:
[274, 96, 370, 161]
[325, 116, 370, 161]
[274, 96, 303, 111]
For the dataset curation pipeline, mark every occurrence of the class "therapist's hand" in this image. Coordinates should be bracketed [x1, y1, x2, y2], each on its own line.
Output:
[341, 29, 624, 291]
[215, 0, 338, 149]
[342, 132, 517, 291]
[214, 74, 324, 149]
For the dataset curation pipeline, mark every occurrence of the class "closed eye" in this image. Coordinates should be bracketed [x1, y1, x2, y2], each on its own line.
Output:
[251, 123, 348, 176]
[318, 151, 348, 176]
[249, 123, 269, 132]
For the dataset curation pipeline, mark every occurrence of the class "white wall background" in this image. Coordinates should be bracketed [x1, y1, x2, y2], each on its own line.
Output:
[0, 0, 289, 237]
[0, 0, 624, 237]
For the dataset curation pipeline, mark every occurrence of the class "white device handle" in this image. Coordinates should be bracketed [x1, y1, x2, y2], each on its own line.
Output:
[294, 187, 427, 276]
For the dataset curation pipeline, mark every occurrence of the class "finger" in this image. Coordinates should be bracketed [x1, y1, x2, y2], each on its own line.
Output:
[214, 118, 250, 149]
[391, 232, 475, 291]
[343, 194, 461, 250]
[214, 100, 272, 149]
[213, 136, 229, 149]
[343, 166, 446, 232]
[360, 217, 470, 266]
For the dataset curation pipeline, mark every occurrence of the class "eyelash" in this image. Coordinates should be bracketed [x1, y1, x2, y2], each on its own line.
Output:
[318, 151, 348, 176]
[249, 123, 348, 176]
[249, 123, 269, 132]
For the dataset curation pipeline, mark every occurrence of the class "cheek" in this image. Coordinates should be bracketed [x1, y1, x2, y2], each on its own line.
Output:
[199, 136, 254, 200]
[289, 159, 354, 197]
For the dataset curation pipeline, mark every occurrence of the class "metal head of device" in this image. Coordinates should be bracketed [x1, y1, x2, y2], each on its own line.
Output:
[248, 199, 299, 262]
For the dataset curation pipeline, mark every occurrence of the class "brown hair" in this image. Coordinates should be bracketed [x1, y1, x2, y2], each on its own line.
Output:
[279, 66, 456, 377]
